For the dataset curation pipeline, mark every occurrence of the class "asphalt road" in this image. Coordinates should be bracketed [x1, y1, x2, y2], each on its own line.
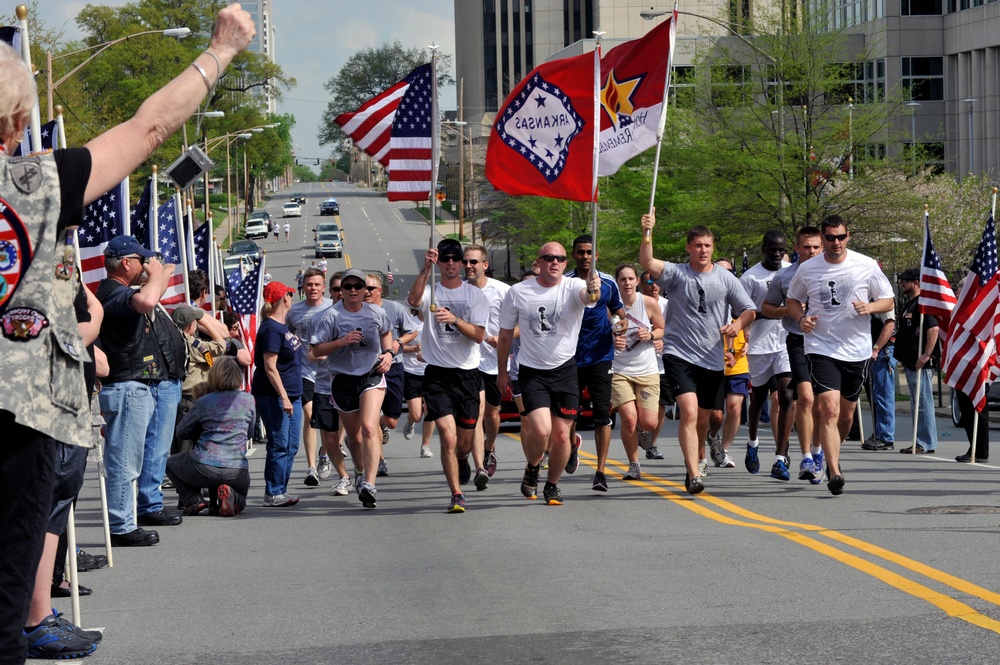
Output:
[66, 183, 1000, 663]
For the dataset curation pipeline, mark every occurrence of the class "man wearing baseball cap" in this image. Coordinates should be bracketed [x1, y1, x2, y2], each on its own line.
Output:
[894, 268, 940, 455]
[97, 235, 187, 546]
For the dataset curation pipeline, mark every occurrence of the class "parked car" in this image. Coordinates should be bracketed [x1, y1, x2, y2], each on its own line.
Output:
[282, 202, 302, 217]
[244, 218, 269, 240]
[228, 239, 261, 260]
[950, 383, 1000, 425]
[223, 255, 249, 278]
[320, 198, 340, 216]
[248, 209, 271, 223]
[314, 229, 343, 258]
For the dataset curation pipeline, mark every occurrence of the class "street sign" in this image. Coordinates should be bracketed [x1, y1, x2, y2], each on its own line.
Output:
[436, 192, 446, 202]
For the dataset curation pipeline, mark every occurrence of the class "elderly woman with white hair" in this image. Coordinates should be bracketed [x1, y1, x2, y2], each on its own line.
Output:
[0, 6, 254, 662]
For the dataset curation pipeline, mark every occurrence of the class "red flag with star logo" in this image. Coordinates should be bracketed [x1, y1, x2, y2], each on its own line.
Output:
[486, 51, 599, 202]
[598, 12, 675, 176]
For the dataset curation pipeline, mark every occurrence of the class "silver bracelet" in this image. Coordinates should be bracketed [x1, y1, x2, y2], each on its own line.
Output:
[204, 50, 223, 81]
[191, 61, 212, 92]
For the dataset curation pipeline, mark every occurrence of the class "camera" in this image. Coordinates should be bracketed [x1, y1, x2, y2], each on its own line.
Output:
[165, 144, 215, 190]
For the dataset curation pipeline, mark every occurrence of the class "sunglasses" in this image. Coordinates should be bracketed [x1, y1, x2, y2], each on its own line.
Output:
[644, 279, 655, 285]
[462, 259, 481, 266]
[341, 282, 365, 291]
[539, 254, 568, 263]
[365, 285, 379, 292]
[330, 286, 341, 292]
[439, 256, 462, 264]
[824, 233, 848, 242]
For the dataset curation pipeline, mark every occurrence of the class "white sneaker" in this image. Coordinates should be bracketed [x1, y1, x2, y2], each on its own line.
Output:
[708, 435, 724, 466]
[304, 468, 320, 487]
[420, 445, 434, 458]
[623, 462, 642, 480]
[317, 456, 333, 479]
[721, 453, 736, 468]
[332, 477, 351, 496]
[403, 422, 416, 440]
[698, 458, 709, 477]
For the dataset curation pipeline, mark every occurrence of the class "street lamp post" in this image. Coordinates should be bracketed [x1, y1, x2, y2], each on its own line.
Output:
[905, 100, 921, 175]
[45, 27, 190, 121]
[963, 97, 977, 174]
[205, 125, 273, 245]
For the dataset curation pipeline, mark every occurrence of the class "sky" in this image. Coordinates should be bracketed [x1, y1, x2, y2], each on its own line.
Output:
[31, 1, 457, 168]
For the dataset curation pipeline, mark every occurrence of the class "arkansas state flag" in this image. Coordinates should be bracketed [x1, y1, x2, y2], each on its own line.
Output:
[598, 13, 675, 176]
[486, 51, 598, 202]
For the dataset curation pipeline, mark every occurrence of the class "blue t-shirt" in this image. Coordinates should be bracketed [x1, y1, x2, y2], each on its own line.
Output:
[566, 269, 623, 367]
[251, 317, 303, 399]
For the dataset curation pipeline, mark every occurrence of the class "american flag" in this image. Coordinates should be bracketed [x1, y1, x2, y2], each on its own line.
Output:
[78, 179, 127, 292]
[942, 213, 999, 412]
[192, 221, 211, 272]
[130, 179, 153, 248]
[12, 119, 56, 157]
[227, 255, 263, 388]
[0, 26, 20, 50]
[741, 251, 749, 276]
[154, 195, 188, 311]
[334, 63, 434, 201]
[918, 212, 956, 336]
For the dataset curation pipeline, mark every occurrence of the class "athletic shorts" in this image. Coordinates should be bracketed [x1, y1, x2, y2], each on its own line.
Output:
[301, 378, 315, 407]
[423, 364, 483, 430]
[381, 363, 405, 419]
[577, 360, 613, 426]
[479, 371, 502, 408]
[725, 373, 750, 397]
[311, 393, 340, 432]
[611, 372, 660, 413]
[403, 371, 424, 401]
[663, 354, 725, 411]
[748, 350, 791, 386]
[659, 371, 674, 405]
[520, 359, 580, 420]
[331, 368, 387, 414]
[47, 443, 89, 535]
[511, 379, 522, 399]
[807, 354, 868, 400]
[786, 334, 810, 386]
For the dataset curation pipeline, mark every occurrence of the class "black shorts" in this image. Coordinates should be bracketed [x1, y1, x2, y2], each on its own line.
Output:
[47, 443, 88, 535]
[311, 393, 340, 432]
[301, 378, 315, 407]
[520, 359, 580, 421]
[423, 365, 483, 430]
[786, 334, 810, 387]
[807, 354, 868, 400]
[331, 368, 386, 414]
[577, 359, 613, 426]
[663, 354, 725, 411]
[403, 371, 424, 401]
[659, 371, 674, 405]
[381, 363, 405, 419]
[480, 371, 502, 408]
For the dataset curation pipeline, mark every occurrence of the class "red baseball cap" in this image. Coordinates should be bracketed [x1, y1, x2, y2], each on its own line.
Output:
[263, 281, 294, 304]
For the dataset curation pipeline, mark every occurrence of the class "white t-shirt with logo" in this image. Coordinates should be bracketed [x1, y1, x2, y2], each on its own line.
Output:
[416, 282, 490, 370]
[499, 276, 593, 370]
[740, 261, 790, 355]
[477, 277, 511, 374]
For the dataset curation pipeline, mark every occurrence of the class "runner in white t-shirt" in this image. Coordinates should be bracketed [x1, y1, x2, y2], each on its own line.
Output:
[638, 270, 669, 461]
[407, 238, 489, 514]
[497, 242, 601, 506]
[785, 215, 895, 496]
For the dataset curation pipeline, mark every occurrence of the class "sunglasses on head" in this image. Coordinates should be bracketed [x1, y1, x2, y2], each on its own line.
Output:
[824, 233, 848, 242]
[462, 259, 481, 266]
[341, 282, 365, 291]
[539, 254, 567, 263]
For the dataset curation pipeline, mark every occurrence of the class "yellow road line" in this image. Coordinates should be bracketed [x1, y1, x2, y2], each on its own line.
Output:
[345, 254, 352, 268]
[560, 445, 1000, 633]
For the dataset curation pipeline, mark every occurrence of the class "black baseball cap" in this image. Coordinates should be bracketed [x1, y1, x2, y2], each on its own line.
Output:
[898, 268, 920, 282]
[437, 238, 463, 260]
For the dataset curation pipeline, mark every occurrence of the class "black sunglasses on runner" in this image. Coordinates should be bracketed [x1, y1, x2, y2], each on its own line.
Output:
[824, 233, 848, 242]
[341, 282, 365, 291]
[539, 254, 567, 263]
[461, 259, 481, 266]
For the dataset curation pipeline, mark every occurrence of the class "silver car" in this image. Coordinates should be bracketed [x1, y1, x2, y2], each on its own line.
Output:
[314, 229, 343, 258]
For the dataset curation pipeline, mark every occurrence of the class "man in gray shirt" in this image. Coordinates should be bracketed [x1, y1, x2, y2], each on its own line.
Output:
[639, 212, 756, 494]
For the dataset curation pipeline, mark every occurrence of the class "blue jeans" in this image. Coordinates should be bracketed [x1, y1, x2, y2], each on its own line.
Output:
[138, 378, 181, 517]
[870, 347, 896, 443]
[904, 367, 938, 451]
[99, 381, 155, 534]
[256, 394, 303, 497]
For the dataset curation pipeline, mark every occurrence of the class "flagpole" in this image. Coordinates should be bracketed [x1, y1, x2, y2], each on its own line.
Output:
[55, 106, 66, 150]
[175, 190, 192, 303]
[150, 167, 160, 253]
[208, 235, 217, 316]
[972, 188, 1000, 465]
[15, 5, 43, 153]
[589, 34, 602, 303]
[911, 206, 929, 454]
[428, 46, 440, 312]
[644, 5, 677, 245]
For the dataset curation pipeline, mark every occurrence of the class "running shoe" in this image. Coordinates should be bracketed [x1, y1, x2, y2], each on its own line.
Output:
[262, 493, 299, 507]
[403, 421, 416, 440]
[708, 434, 725, 466]
[623, 462, 642, 480]
[448, 493, 466, 513]
[541, 452, 549, 469]
[543, 484, 564, 506]
[637, 429, 654, 450]
[721, 453, 736, 468]
[520, 464, 540, 499]
[420, 445, 434, 458]
[458, 455, 472, 485]
[686, 474, 705, 495]
[745, 443, 760, 474]
[354, 471, 364, 494]
[592, 470, 609, 492]
[797, 457, 817, 482]
[484, 450, 498, 477]
[646, 446, 664, 460]
[340, 443, 348, 458]
[381, 424, 391, 445]
[377, 459, 389, 477]
[770, 458, 790, 481]
[358, 481, 378, 508]
[304, 467, 320, 487]
[52, 610, 102, 643]
[332, 477, 351, 496]
[317, 456, 333, 479]
[181, 499, 206, 516]
[812, 451, 825, 485]
[217, 484, 239, 517]
[698, 459, 709, 477]
[474, 468, 490, 491]
[565, 433, 583, 474]
[828, 473, 845, 496]
[25, 614, 98, 659]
